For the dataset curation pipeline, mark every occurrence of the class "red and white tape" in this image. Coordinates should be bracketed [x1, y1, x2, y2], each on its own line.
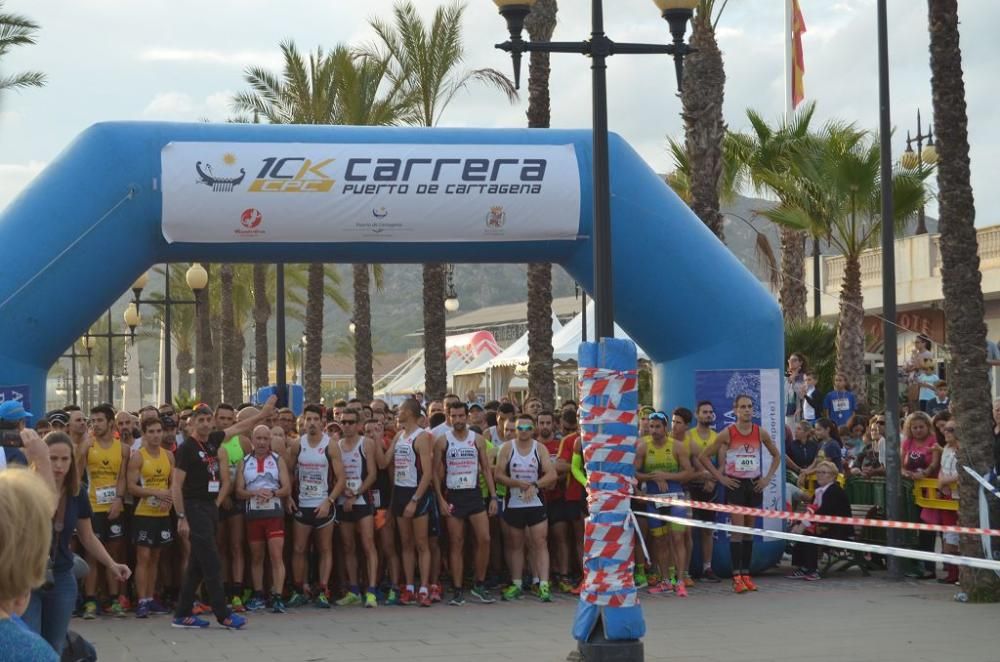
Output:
[636, 509, 1000, 572]
[627, 492, 1000, 538]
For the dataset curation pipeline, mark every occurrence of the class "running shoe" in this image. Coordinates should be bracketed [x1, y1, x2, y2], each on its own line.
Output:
[314, 592, 332, 609]
[219, 613, 247, 630]
[731, 575, 748, 594]
[501, 585, 523, 601]
[364, 592, 378, 609]
[538, 583, 552, 603]
[230, 596, 247, 613]
[683, 575, 695, 588]
[286, 591, 308, 608]
[242, 588, 253, 604]
[171, 616, 209, 629]
[246, 597, 266, 612]
[147, 599, 171, 615]
[570, 580, 583, 595]
[82, 600, 98, 620]
[785, 569, 807, 580]
[385, 587, 400, 606]
[418, 591, 432, 608]
[192, 601, 212, 615]
[556, 579, 575, 593]
[741, 575, 759, 592]
[701, 568, 721, 583]
[399, 589, 416, 606]
[470, 585, 496, 604]
[802, 571, 821, 582]
[336, 592, 362, 607]
[449, 589, 466, 606]
[633, 570, 648, 589]
[135, 601, 150, 619]
[108, 600, 126, 618]
[648, 581, 672, 595]
[271, 596, 287, 614]
[674, 582, 688, 598]
[117, 595, 132, 612]
[429, 584, 442, 603]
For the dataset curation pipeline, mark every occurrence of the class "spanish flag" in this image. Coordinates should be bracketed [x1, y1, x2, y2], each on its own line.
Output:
[791, 0, 807, 109]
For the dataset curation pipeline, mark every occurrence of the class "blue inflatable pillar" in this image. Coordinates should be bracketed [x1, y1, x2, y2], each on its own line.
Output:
[572, 338, 644, 659]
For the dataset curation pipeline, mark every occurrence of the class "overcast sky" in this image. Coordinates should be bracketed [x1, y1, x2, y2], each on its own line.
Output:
[0, 0, 995, 223]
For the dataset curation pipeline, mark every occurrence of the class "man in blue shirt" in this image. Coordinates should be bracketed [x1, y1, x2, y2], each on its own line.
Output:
[822, 373, 857, 428]
[0, 401, 31, 471]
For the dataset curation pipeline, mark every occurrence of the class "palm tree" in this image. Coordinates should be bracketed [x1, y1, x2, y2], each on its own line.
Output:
[234, 41, 342, 404]
[679, 0, 728, 240]
[333, 49, 411, 402]
[369, 0, 517, 401]
[219, 263, 242, 403]
[927, 0, 999, 601]
[252, 263, 270, 393]
[730, 103, 818, 322]
[524, 0, 558, 408]
[0, 3, 45, 102]
[759, 125, 925, 396]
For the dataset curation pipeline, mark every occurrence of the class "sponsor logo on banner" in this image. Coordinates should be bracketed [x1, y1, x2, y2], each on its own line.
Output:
[237, 208, 265, 237]
[162, 142, 581, 243]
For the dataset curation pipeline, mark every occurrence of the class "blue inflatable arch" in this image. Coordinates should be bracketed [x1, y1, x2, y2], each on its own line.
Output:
[0, 122, 782, 415]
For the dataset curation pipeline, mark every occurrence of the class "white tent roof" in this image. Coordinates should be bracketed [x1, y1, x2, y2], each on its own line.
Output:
[375, 330, 501, 397]
[551, 301, 649, 363]
[455, 313, 563, 374]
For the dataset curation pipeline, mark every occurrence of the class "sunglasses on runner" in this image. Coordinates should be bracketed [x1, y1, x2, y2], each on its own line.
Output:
[648, 412, 668, 422]
[516, 424, 534, 431]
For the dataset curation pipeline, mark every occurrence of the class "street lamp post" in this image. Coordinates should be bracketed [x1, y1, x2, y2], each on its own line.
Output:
[492, 0, 695, 339]
[444, 264, 460, 313]
[60, 340, 90, 405]
[298, 334, 308, 385]
[85, 307, 140, 405]
[900, 109, 938, 236]
[276, 263, 288, 407]
[131, 263, 206, 406]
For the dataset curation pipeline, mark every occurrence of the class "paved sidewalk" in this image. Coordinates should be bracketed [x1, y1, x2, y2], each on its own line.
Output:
[72, 574, 993, 662]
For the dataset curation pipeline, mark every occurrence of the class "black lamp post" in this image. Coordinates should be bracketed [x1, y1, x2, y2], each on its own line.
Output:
[130, 263, 206, 406]
[60, 340, 90, 405]
[900, 109, 938, 236]
[493, 0, 695, 340]
[84, 307, 140, 406]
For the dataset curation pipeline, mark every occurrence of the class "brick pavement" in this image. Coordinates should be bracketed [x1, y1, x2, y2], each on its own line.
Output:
[71, 573, 994, 662]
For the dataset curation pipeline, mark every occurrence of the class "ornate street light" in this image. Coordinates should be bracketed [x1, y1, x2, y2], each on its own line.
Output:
[492, 0, 694, 339]
[901, 109, 938, 235]
[348, 319, 357, 335]
[444, 264, 460, 312]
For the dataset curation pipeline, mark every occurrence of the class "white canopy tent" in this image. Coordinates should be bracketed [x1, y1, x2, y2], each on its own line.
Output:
[375, 330, 501, 403]
[551, 300, 649, 364]
[453, 313, 563, 400]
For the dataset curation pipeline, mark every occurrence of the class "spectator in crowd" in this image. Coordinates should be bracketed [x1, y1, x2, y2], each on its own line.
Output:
[935, 419, 960, 585]
[901, 412, 941, 579]
[916, 359, 939, 413]
[926, 381, 950, 417]
[786, 421, 818, 476]
[823, 373, 857, 428]
[930, 410, 952, 448]
[785, 353, 807, 427]
[0, 401, 37, 470]
[905, 336, 934, 408]
[786, 461, 852, 581]
[842, 415, 867, 471]
[0, 467, 59, 661]
[23, 433, 130, 654]
[801, 371, 822, 425]
[859, 414, 885, 477]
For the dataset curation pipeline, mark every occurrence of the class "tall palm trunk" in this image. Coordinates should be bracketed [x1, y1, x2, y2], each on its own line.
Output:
[219, 263, 243, 404]
[304, 263, 325, 403]
[780, 227, 807, 322]
[195, 265, 215, 402]
[834, 255, 865, 398]
[680, 5, 726, 240]
[208, 302, 223, 406]
[423, 263, 447, 401]
[252, 263, 270, 393]
[524, 0, 557, 408]
[176, 349, 192, 395]
[928, 0, 1000, 601]
[353, 264, 374, 403]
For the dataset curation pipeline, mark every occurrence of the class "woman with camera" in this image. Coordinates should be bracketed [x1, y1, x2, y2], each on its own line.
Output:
[21, 433, 130, 655]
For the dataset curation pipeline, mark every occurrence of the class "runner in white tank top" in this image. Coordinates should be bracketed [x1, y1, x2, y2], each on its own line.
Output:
[495, 413, 558, 602]
[334, 409, 381, 608]
[286, 405, 346, 608]
[432, 402, 498, 605]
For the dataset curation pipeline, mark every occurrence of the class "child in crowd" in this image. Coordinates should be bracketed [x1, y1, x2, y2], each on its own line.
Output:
[926, 380, 950, 417]
[802, 371, 822, 425]
[823, 373, 857, 428]
[917, 359, 939, 412]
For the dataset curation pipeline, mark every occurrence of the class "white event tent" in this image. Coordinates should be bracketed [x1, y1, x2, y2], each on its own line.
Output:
[375, 330, 501, 403]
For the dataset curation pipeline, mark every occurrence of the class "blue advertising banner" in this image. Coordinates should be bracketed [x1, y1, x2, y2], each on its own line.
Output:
[0, 384, 31, 415]
[694, 369, 784, 530]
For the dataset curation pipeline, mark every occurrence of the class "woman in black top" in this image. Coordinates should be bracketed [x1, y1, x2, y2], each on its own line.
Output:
[787, 461, 852, 581]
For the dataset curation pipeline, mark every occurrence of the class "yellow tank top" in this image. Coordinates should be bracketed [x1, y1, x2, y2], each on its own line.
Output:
[87, 438, 123, 513]
[134, 446, 171, 517]
[686, 427, 717, 457]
